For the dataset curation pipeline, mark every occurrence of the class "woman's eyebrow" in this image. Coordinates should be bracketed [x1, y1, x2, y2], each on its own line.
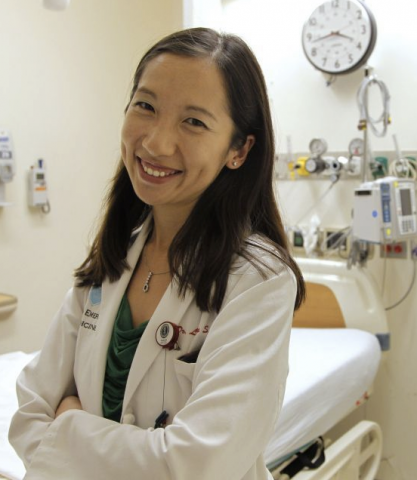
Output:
[184, 106, 218, 122]
[136, 87, 157, 98]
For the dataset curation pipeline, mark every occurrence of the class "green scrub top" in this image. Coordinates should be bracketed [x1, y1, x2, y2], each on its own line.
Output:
[102, 294, 149, 422]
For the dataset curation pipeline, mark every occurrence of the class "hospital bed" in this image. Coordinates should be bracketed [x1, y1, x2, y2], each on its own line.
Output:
[0, 257, 387, 480]
[266, 257, 387, 479]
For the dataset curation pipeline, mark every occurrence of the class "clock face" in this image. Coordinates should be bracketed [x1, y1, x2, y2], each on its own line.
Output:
[302, 0, 377, 75]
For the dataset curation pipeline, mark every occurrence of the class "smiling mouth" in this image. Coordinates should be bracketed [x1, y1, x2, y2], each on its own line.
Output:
[138, 157, 182, 178]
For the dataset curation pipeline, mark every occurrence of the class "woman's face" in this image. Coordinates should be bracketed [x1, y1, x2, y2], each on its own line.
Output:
[121, 53, 251, 218]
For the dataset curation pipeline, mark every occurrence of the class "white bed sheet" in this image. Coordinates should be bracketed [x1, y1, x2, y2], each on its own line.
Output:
[264, 328, 381, 466]
[0, 329, 381, 479]
[0, 351, 37, 480]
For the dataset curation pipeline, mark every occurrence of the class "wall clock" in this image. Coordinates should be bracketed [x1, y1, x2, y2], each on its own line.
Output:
[302, 0, 377, 75]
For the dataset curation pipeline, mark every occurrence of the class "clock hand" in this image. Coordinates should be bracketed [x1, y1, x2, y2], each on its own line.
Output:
[333, 24, 354, 40]
[334, 32, 354, 41]
[313, 30, 353, 42]
[312, 32, 335, 42]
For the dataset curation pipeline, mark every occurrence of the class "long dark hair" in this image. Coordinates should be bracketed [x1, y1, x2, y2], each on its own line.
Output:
[75, 27, 305, 312]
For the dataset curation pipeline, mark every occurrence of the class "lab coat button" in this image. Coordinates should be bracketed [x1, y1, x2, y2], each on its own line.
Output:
[122, 413, 135, 425]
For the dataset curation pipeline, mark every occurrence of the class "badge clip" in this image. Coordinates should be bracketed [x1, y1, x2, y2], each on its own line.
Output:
[154, 410, 169, 429]
[155, 322, 180, 351]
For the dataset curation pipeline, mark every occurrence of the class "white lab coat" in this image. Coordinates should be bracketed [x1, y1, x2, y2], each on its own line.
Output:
[9, 218, 296, 480]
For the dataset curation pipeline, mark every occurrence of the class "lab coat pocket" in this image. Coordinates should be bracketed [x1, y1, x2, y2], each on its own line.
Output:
[173, 359, 196, 404]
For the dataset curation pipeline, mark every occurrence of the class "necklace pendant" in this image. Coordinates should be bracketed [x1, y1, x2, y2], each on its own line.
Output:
[143, 271, 153, 293]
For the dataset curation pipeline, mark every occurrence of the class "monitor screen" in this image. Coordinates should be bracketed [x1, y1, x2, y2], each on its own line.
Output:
[400, 188, 412, 216]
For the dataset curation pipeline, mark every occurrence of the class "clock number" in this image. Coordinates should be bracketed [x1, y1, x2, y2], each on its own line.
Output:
[357, 41, 362, 50]
[322, 57, 327, 67]
[311, 48, 317, 57]
[331, 0, 339, 8]
[309, 17, 317, 26]
[335, 60, 340, 69]
[347, 1, 351, 9]
[357, 9, 362, 20]
[348, 54, 353, 63]
[307, 33, 313, 42]
[319, 5, 325, 13]
[361, 25, 367, 34]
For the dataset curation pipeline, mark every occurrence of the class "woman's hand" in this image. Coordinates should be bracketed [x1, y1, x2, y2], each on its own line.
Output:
[55, 395, 83, 418]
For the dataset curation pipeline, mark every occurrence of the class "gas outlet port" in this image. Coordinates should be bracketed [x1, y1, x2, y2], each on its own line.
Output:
[380, 242, 408, 259]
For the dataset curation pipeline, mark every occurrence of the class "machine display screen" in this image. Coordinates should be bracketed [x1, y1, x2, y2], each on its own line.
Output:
[400, 189, 412, 216]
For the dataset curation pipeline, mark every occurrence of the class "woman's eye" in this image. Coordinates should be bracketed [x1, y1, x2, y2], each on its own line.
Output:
[135, 101, 154, 112]
[185, 118, 207, 128]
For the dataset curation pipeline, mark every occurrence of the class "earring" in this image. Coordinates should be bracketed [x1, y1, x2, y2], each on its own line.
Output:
[232, 161, 238, 167]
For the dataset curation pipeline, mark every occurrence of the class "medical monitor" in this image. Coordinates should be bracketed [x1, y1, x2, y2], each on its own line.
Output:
[353, 177, 417, 243]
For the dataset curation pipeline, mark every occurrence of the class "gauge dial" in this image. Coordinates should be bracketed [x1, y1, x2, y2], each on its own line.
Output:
[348, 138, 364, 156]
[309, 138, 328, 156]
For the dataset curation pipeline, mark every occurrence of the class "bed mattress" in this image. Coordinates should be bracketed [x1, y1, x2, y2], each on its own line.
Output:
[264, 327, 381, 467]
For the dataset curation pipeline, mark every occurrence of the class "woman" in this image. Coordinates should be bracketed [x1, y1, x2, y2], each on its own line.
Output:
[9, 28, 304, 480]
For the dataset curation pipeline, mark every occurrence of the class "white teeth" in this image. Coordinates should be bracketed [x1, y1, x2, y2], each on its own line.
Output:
[142, 162, 175, 178]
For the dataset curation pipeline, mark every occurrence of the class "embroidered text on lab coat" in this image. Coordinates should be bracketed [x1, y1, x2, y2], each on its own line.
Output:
[81, 321, 96, 331]
[84, 309, 99, 319]
[178, 325, 210, 335]
[80, 308, 100, 331]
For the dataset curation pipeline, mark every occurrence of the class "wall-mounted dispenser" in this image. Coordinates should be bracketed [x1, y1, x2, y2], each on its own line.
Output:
[0, 130, 15, 207]
[28, 159, 50, 214]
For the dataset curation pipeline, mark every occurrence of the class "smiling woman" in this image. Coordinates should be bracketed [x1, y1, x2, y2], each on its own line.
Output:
[9, 28, 305, 480]
[121, 54, 249, 217]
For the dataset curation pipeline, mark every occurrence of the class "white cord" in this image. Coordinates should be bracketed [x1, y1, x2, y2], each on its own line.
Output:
[387, 134, 417, 179]
[388, 157, 417, 179]
[357, 75, 391, 138]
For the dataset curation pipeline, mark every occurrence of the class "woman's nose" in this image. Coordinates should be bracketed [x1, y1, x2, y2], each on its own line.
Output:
[142, 121, 177, 158]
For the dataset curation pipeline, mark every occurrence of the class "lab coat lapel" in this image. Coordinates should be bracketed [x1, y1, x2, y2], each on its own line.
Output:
[88, 219, 152, 415]
[123, 283, 195, 410]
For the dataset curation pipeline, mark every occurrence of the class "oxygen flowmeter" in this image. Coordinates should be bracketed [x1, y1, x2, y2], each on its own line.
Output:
[28, 159, 50, 213]
[0, 130, 15, 206]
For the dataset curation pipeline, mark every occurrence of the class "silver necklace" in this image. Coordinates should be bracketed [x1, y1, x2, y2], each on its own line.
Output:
[142, 255, 170, 293]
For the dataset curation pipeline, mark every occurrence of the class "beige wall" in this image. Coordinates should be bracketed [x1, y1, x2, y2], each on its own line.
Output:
[0, 0, 183, 353]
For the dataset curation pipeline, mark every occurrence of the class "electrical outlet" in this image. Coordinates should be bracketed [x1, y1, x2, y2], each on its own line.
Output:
[323, 228, 350, 256]
[380, 242, 408, 259]
[290, 230, 306, 254]
[293, 230, 304, 249]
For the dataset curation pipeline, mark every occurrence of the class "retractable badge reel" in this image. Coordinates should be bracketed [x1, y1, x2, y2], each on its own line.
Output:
[154, 322, 181, 429]
[155, 322, 180, 351]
